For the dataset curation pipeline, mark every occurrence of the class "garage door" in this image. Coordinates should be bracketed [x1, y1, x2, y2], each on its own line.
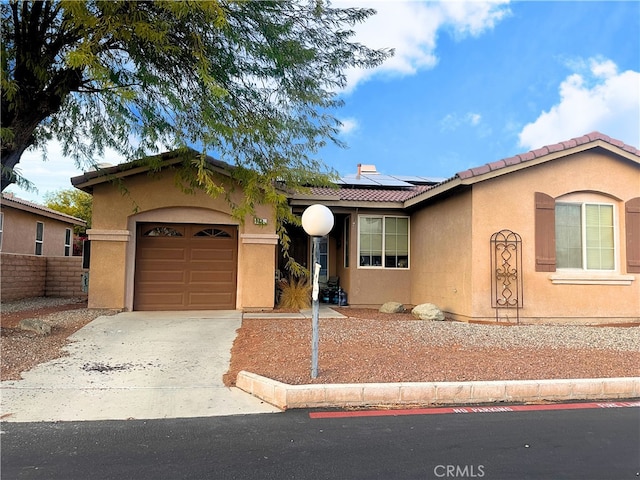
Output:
[134, 223, 237, 310]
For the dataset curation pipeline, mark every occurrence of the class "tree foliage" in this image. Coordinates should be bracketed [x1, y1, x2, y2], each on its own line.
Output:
[1, 0, 389, 185]
[44, 188, 92, 234]
[1, 0, 390, 274]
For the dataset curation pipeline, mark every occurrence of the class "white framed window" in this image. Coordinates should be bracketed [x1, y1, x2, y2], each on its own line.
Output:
[555, 202, 615, 271]
[64, 228, 72, 256]
[358, 215, 409, 269]
[35, 221, 44, 255]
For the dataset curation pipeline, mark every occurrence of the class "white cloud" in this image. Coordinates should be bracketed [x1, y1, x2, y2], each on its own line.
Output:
[440, 111, 482, 131]
[6, 141, 128, 203]
[519, 58, 640, 150]
[338, 117, 359, 135]
[467, 112, 481, 126]
[339, 0, 511, 92]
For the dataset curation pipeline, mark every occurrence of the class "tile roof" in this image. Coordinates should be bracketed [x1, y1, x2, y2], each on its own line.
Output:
[301, 132, 639, 207]
[402, 131, 640, 205]
[456, 131, 639, 181]
[307, 185, 432, 203]
[1, 193, 86, 225]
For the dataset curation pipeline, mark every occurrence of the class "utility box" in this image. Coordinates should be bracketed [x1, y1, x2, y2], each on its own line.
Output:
[81, 272, 90, 293]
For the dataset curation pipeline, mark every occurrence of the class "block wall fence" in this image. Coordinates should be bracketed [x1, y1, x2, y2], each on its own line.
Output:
[1, 253, 88, 302]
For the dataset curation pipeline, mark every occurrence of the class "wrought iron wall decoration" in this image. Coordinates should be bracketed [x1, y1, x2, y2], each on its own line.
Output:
[490, 229, 523, 323]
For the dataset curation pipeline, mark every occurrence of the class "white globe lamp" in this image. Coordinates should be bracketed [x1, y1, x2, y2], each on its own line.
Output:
[301, 204, 334, 378]
[301, 204, 334, 237]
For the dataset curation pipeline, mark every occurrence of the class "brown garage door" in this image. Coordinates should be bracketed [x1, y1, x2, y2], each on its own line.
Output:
[134, 223, 237, 310]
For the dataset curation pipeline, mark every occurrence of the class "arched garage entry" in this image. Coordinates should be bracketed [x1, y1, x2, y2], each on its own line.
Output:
[134, 223, 238, 310]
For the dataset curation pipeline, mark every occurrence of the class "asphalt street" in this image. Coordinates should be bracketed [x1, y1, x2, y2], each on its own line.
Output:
[1, 403, 638, 480]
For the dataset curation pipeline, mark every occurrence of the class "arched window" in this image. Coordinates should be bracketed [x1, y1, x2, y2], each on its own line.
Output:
[143, 227, 183, 237]
[193, 228, 231, 238]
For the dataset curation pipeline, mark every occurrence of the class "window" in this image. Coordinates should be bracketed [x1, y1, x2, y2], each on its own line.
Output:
[194, 228, 231, 238]
[64, 228, 72, 256]
[318, 236, 328, 281]
[536, 193, 639, 277]
[556, 203, 615, 270]
[35, 221, 44, 255]
[358, 216, 409, 268]
[143, 226, 183, 237]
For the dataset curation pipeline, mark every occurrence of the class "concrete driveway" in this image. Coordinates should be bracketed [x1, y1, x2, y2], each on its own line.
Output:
[1, 311, 280, 422]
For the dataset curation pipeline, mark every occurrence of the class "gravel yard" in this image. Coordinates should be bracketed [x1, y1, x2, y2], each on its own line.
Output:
[223, 308, 640, 386]
[2, 299, 638, 386]
[1, 297, 116, 381]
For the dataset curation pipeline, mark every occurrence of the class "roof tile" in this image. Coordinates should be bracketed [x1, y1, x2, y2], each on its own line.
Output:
[457, 170, 474, 180]
[447, 131, 639, 185]
[531, 147, 549, 158]
[588, 132, 607, 142]
[561, 139, 577, 149]
[503, 155, 521, 166]
[1, 194, 85, 224]
[488, 159, 506, 171]
[622, 144, 640, 155]
[546, 142, 564, 153]
[470, 164, 491, 176]
[574, 134, 592, 145]
[518, 151, 536, 162]
[308, 185, 430, 202]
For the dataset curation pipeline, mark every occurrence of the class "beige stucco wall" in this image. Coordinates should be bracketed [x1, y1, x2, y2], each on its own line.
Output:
[410, 190, 473, 314]
[411, 150, 639, 323]
[86, 167, 277, 311]
[0, 206, 75, 257]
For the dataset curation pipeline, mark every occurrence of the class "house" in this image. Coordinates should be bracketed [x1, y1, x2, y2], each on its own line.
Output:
[0, 193, 86, 256]
[71, 150, 278, 311]
[0, 194, 88, 301]
[72, 132, 639, 323]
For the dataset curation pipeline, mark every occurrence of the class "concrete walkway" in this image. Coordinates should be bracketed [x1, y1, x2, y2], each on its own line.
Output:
[1, 311, 281, 422]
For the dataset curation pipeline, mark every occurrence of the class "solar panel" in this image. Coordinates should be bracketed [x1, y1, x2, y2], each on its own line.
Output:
[371, 175, 414, 187]
[339, 174, 381, 186]
[339, 173, 413, 187]
[393, 175, 445, 185]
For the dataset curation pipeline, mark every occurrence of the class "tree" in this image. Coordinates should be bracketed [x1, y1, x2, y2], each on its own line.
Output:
[2, 0, 390, 274]
[44, 188, 92, 234]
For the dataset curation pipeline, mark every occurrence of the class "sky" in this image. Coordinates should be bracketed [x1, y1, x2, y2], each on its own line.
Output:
[7, 0, 640, 203]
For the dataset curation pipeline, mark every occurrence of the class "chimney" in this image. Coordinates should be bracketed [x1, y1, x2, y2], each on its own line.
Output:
[359, 164, 378, 174]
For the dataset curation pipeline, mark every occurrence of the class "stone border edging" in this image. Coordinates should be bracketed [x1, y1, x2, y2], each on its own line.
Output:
[236, 371, 640, 410]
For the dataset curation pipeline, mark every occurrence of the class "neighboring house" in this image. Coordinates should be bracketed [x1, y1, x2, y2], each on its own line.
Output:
[0, 194, 86, 256]
[72, 132, 639, 323]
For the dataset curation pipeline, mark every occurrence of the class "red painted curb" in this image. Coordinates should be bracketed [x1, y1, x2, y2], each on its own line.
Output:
[309, 400, 640, 419]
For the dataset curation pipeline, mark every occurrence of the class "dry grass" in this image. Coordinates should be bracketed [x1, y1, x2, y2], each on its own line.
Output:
[277, 276, 311, 310]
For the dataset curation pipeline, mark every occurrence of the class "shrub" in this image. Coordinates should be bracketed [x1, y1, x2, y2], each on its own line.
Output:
[277, 276, 311, 310]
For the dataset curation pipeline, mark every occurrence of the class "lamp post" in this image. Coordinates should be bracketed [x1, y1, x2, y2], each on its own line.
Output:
[301, 204, 334, 379]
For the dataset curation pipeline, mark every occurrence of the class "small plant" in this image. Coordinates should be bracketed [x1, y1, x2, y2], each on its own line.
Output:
[277, 276, 311, 310]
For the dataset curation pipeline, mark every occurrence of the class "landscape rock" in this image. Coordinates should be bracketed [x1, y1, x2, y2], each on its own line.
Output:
[411, 303, 445, 321]
[18, 318, 52, 335]
[379, 302, 405, 314]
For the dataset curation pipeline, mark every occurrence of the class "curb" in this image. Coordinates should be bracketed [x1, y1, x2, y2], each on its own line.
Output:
[236, 371, 640, 410]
